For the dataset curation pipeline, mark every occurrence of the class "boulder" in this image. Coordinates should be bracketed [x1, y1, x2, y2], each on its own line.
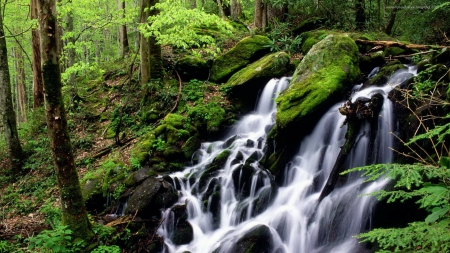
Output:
[292, 17, 328, 35]
[226, 52, 290, 111]
[363, 59, 406, 88]
[232, 225, 274, 253]
[210, 35, 271, 83]
[125, 177, 178, 218]
[262, 34, 360, 177]
[277, 34, 360, 128]
[360, 50, 386, 73]
[175, 55, 210, 81]
[170, 204, 194, 245]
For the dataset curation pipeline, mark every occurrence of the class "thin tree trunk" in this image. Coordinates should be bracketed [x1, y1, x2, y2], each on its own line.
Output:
[140, 0, 150, 85]
[14, 47, 27, 122]
[267, 3, 287, 23]
[230, 0, 241, 21]
[0, 4, 24, 175]
[65, 2, 78, 108]
[385, 0, 400, 35]
[37, 0, 93, 241]
[216, 0, 226, 20]
[118, 0, 129, 58]
[31, 0, 44, 108]
[149, 0, 163, 79]
[254, 0, 263, 29]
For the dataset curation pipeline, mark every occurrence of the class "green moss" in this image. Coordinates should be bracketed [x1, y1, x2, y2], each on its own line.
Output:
[384, 46, 405, 56]
[227, 52, 290, 87]
[210, 35, 271, 83]
[131, 133, 156, 165]
[182, 136, 201, 159]
[187, 102, 227, 133]
[276, 35, 360, 128]
[299, 30, 330, 54]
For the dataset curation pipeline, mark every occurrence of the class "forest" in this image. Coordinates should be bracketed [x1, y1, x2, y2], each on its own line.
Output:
[0, 0, 449, 252]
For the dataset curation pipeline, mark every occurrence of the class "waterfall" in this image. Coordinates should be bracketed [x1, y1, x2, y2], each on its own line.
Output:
[159, 67, 417, 253]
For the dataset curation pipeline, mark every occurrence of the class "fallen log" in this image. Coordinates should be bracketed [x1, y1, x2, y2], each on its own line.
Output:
[355, 39, 446, 51]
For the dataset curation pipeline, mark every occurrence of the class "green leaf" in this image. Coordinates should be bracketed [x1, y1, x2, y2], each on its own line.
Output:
[425, 206, 450, 223]
[440, 156, 450, 169]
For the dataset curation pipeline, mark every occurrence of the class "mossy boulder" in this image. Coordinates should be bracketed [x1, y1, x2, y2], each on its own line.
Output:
[363, 59, 406, 88]
[263, 34, 360, 177]
[210, 35, 271, 83]
[225, 52, 289, 111]
[292, 17, 327, 35]
[227, 52, 290, 87]
[187, 102, 227, 134]
[131, 113, 197, 168]
[81, 179, 104, 212]
[170, 204, 194, 245]
[276, 34, 360, 128]
[125, 177, 178, 218]
[360, 50, 386, 73]
[299, 30, 330, 54]
[175, 55, 210, 81]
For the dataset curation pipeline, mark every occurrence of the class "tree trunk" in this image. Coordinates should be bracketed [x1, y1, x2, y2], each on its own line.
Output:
[65, 1, 78, 108]
[118, 0, 129, 58]
[149, 0, 163, 79]
[216, 0, 226, 20]
[355, 0, 365, 30]
[254, 0, 263, 29]
[14, 47, 27, 122]
[0, 4, 24, 175]
[37, 0, 93, 241]
[140, 0, 150, 85]
[31, 0, 44, 108]
[230, 0, 241, 20]
[385, 0, 401, 35]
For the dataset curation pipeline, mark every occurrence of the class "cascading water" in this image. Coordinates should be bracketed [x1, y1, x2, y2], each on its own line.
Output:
[159, 67, 417, 253]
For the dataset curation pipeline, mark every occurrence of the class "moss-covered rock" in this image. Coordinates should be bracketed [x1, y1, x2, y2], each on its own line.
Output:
[364, 59, 406, 87]
[262, 34, 360, 177]
[187, 102, 227, 134]
[299, 30, 330, 54]
[182, 135, 201, 159]
[293, 17, 328, 35]
[175, 55, 210, 81]
[360, 50, 386, 73]
[170, 204, 194, 245]
[276, 34, 360, 128]
[210, 35, 271, 83]
[227, 52, 290, 87]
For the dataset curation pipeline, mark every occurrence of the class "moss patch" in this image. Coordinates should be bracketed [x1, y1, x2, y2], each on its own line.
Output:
[227, 52, 290, 87]
[276, 34, 360, 128]
[210, 35, 271, 83]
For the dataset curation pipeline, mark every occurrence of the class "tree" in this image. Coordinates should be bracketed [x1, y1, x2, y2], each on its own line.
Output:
[254, 0, 264, 29]
[0, 2, 24, 175]
[36, 0, 93, 241]
[385, 0, 401, 35]
[355, 0, 365, 30]
[118, 0, 130, 58]
[230, 0, 242, 21]
[31, 0, 44, 108]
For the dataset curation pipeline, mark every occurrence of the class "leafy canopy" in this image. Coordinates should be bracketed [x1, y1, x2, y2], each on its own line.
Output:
[139, 0, 233, 55]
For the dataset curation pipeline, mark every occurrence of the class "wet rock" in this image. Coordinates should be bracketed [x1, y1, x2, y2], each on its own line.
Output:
[125, 177, 178, 218]
[232, 164, 256, 199]
[257, 137, 264, 149]
[222, 135, 239, 149]
[244, 151, 262, 165]
[246, 139, 255, 148]
[232, 225, 273, 253]
[198, 149, 231, 190]
[170, 204, 194, 245]
[252, 185, 278, 216]
[81, 179, 104, 212]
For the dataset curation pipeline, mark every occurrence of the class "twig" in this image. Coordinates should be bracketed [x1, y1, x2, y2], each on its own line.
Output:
[167, 70, 183, 115]
[150, 217, 166, 242]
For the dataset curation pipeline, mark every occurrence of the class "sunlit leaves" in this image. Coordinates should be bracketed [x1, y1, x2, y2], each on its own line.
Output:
[139, 0, 233, 55]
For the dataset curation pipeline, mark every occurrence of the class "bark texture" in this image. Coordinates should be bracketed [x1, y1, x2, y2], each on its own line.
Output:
[31, 0, 44, 108]
[37, 0, 93, 241]
[13, 47, 27, 122]
[230, 0, 241, 20]
[140, 0, 150, 85]
[118, 0, 129, 58]
[254, 0, 263, 29]
[0, 5, 24, 175]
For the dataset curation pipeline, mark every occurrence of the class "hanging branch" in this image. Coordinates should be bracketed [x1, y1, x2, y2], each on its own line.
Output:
[3, 25, 32, 69]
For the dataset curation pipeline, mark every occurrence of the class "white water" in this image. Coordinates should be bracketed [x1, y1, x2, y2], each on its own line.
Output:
[159, 67, 417, 253]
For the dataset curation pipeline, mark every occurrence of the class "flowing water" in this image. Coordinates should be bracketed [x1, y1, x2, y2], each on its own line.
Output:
[159, 67, 417, 253]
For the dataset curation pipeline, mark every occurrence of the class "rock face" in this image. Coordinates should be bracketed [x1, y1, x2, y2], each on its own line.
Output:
[210, 35, 271, 83]
[175, 55, 210, 81]
[125, 177, 178, 218]
[262, 34, 360, 178]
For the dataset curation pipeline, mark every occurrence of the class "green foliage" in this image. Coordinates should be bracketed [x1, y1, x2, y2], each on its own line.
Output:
[91, 245, 121, 253]
[0, 239, 23, 253]
[183, 79, 206, 102]
[27, 225, 85, 253]
[266, 20, 302, 54]
[139, 0, 233, 55]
